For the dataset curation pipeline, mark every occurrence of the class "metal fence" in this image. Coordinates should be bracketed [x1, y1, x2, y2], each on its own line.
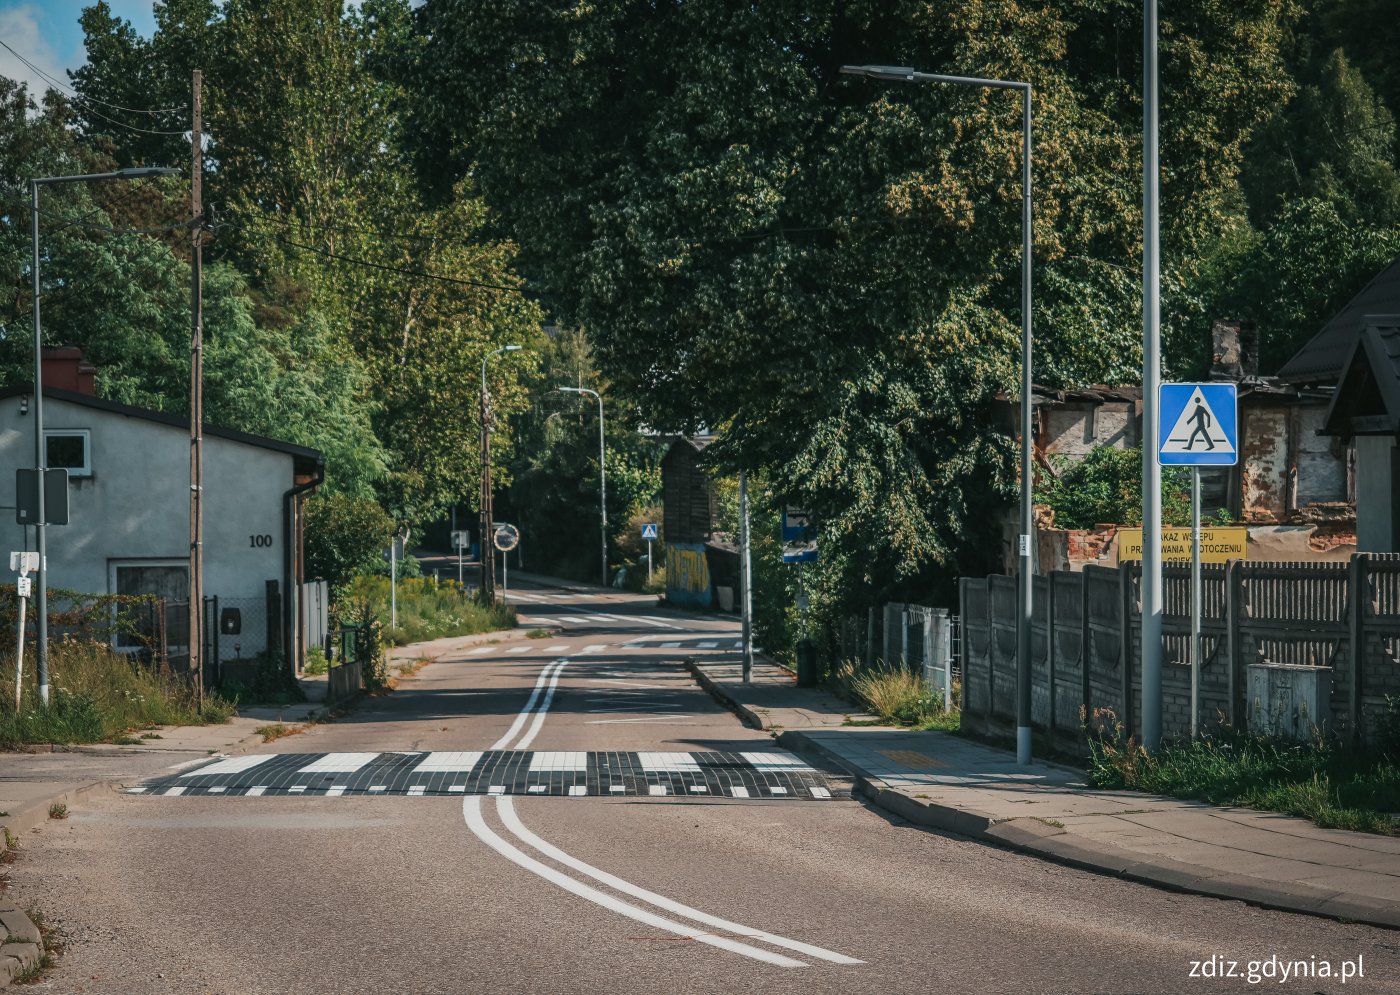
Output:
[959, 553, 1400, 748]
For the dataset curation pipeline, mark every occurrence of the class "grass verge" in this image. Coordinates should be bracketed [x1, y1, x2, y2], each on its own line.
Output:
[350, 576, 516, 646]
[0, 640, 234, 749]
[1084, 708, 1400, 836]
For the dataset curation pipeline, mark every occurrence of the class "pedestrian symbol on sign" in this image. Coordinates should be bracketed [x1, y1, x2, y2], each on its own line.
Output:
[1158, 383, 1238, 466]
[640, 523, 658, 540]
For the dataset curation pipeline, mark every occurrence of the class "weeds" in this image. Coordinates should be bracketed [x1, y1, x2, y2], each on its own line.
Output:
[255, 723, 303, 743]
[46, 804, 66, 821]
[1084, 706, 1400, 835]
[0, 640, 235, 748]
[349, 576, 516, 646]
[526, 629, 550, 639]
[827, 658, 960, 729]
[303, 647, 329, 676]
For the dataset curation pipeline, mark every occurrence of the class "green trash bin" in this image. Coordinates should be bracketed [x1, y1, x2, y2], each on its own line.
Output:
[795, 640, 819, 687]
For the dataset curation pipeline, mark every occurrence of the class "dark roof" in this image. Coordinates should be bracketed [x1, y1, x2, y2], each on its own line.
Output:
[0, 383, 324, 477]
[1321, 317, 1400, 436]
[1279, 256, 1400, 383]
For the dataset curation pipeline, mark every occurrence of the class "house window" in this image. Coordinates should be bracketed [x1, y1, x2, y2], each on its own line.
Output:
[110, 561, 188, 651]
[45, 430, 91, 477]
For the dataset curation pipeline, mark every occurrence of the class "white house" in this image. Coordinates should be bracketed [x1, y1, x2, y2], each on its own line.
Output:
[0, 354, 323, 676]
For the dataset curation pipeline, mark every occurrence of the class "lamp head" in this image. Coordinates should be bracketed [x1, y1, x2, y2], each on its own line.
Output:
[118, 166, 180, 179]
[839, 64, 917, 82]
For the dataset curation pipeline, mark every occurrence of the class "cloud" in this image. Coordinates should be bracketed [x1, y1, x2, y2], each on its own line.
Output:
[0, 4, 71, 107]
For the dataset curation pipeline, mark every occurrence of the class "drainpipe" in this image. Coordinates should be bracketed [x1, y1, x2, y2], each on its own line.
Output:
[283, 459, 324, 675]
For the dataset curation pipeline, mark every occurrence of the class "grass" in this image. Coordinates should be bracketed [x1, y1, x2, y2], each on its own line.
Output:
[255, 722, 303, 743]
[46, 803, 66, 820]
[827, 658, 961, 730]
[1084, 707, 1400, 836]
[303, 647, 329, 676]
[349, 575, 516, 646]
[0, 640, 235, 749]
[525, 629, 551, 639]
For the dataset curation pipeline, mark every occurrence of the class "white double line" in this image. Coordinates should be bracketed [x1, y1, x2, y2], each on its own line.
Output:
[468, 658, 860, 969]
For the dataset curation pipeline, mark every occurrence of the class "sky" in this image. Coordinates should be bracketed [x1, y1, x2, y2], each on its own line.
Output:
[0, 0, 157, 98]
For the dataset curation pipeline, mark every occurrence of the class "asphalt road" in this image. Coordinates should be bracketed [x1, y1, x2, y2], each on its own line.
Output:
[10, 582, 1400, 994]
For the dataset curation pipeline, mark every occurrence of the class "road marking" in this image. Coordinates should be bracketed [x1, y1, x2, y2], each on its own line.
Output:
[770, 787, 788, 795]
[289, 786, 307, 794]
[638, 615, 683, 629]
[297, 753, 379, 774]
[463, 798, 808, 967]
[586, 704, 684, 713]
[468, 647, 492, 655]
[246, 786, 266, 796]
[488, 785, 506, 796]
[730, 786, 750, 798]
[524, 617, 559, 625]
[659, 642, 681, 648]
[448, 785, 466, 793]
[369, 786, 387, 793]
[414, 752, 484, 773]
[637, 752, 700, 772]
[581, 644, 608, 654]
[732, 641, 743, 649]
[179, 754, 274, 778]
[163, 787, 186, 796]
[208, 786, 226, 794]
[508, 646, 531, 654]
[568, 785, 587, 796]
[528, 752, 588, 772]
[408, 785, 426, 796]
[585, 717, 694, 724]
[558, 616, 589, 623]
[810, 787, 831, 799]
[495, 798, 861, 966]
[489, 660, 567, 750]
[527, 785, 547, 793]
[740, 752, 812, 771]
[688, 785, 708, 793]
[697, 641, 718, 649]
[326, 786, 346, 797]
[513, 660, 569, 750]
[545, 645, 569, 652]
[649, 785, 668, 796]
[609, 785, 626, 793]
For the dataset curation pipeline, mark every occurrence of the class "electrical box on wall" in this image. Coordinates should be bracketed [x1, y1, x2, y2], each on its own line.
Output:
[1246, 662, 1331, 740]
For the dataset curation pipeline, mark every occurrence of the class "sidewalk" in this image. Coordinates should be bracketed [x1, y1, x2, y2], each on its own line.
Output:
[690, 656, 1400, 929]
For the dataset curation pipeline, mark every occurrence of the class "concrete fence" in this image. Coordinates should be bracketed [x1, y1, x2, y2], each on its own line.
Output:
[959, 554, 1400, 749]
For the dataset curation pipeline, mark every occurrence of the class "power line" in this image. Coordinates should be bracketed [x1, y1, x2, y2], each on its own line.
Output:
[0, 40, 189, 136]
[0, 38, 187, 117]
[222, 220, 529, 294]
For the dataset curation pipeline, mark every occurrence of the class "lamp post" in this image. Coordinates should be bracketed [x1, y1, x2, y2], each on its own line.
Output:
[1141, 0, 1164, 751]
[559, 386, 607, 587]
[840, 64, 1035, 765]
[480, 344, 524, 603]
[29, 166, 179, 705]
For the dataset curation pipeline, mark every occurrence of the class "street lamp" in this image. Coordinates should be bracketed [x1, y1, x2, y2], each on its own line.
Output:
[479, 344, 524, 602]
[30, 165, 179, 705]
[558, 386, 607, 587]
[840, 63, 1036, 765]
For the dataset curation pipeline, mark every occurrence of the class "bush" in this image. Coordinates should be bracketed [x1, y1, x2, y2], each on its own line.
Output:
[825, 658, 957, 729]
[1084, 706, 1400, 835]
[0, 639, 234, 747]
[1036, 445, 1192, 529]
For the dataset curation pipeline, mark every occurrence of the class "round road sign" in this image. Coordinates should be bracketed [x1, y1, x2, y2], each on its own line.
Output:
[493, 524, 520, 552]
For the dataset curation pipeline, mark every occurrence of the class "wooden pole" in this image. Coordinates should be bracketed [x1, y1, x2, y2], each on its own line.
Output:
[188, 69, 205, 707]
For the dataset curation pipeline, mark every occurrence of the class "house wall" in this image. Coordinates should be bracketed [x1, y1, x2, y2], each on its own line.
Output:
[0, 395, 292, 654]
[661, 443, 715, 545]
[1355, 435, 1397, 552]
[1041, 401, 1137, 457]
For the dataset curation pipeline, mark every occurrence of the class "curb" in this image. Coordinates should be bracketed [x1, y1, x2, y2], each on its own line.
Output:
[683, 660, 765, 731]
[778, 729, 1400, 932]
[0, 903, 43, 987]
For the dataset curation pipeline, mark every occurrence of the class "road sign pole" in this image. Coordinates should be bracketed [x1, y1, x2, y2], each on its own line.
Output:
[740, 471, 753, 685]
[1142, 0, 1163, 752]
[458, 544, 463, 586]
[1190, 467, 1201, 739]
[391, 538, 398, 632]
[647, 539, 653, 584]
[503, 548, 508, 600]
[13, 587, 26, 712]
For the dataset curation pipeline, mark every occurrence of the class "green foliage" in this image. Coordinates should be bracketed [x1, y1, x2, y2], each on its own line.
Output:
[1085, 708, 1400, 836]
[1036, 446, 1191, 530]
[0, 640, 234, 747]
[303, 493, 394, 612]
[348, 575, 515, 646]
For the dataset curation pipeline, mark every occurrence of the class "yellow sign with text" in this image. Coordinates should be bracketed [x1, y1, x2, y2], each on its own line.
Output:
[1117, 527, 1248, 563]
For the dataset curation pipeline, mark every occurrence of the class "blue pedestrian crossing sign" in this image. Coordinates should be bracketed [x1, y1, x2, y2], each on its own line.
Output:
[1158, 383, 1238, 466]
[640, 523, 659, 540]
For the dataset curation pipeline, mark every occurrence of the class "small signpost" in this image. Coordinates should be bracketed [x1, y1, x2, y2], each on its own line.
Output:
[640, 523, 658, 582]
[781, 507, 818, 565]
[494, 524, 519, 599]
[9, 551, 38, 711]
[451, 529, 470, 586]
[1158, 382, 1239, 739]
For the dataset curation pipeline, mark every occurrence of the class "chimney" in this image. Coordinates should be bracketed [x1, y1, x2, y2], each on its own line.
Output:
[41, 347, 97, 395]
[1210, 319, 1258, 381]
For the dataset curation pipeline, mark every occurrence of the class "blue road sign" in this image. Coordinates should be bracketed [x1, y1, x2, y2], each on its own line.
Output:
[1158, 383, 1238, 466]
[640, 523, 659, 540]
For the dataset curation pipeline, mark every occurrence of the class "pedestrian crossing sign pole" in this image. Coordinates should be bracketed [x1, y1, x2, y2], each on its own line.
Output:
[1157, 382, 1239, 740]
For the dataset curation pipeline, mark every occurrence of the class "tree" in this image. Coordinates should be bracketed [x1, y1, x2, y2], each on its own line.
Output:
[404, 0, 1294, 612]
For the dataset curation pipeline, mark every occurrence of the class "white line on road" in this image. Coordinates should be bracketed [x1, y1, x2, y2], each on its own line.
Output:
[468, 647, 492, 655]
[462, 798, 809, 968]
[508, 646, 531, 654]
[659, 642, 681, 648]
[297, 753, 378, 774]
[489, 660, 568, 750]
[697, 641, 718, 649]
[496, 798, 862, 966]
[512, 659, 568, 750]
[523, 617, 560, 625]
[557, 616, 589, 623]
[179, 754, 274, 778]
[544, 645, 569, 652]
[580, 644, 608, 654]
[584, 717, 694, 724]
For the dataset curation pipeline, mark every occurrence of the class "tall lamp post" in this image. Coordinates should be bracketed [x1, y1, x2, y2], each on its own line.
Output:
[840, 64, 1035, 765]
[480, 344, 524, 603]
[1140, 0, 1164, 751]
[30, 165, 179, 705]
[558, 386, 607, 587]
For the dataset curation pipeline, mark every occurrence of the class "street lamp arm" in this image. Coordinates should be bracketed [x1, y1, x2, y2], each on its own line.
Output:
[839, 64, 1028, 92]
[34, 166, 180, 187]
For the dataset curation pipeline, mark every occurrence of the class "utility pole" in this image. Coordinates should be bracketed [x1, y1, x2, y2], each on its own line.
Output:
[1141, 0, 1164, 750]
[740, 470, 753, 684]
[479, 383, 495, 602]
[188, 69, 205, 708]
